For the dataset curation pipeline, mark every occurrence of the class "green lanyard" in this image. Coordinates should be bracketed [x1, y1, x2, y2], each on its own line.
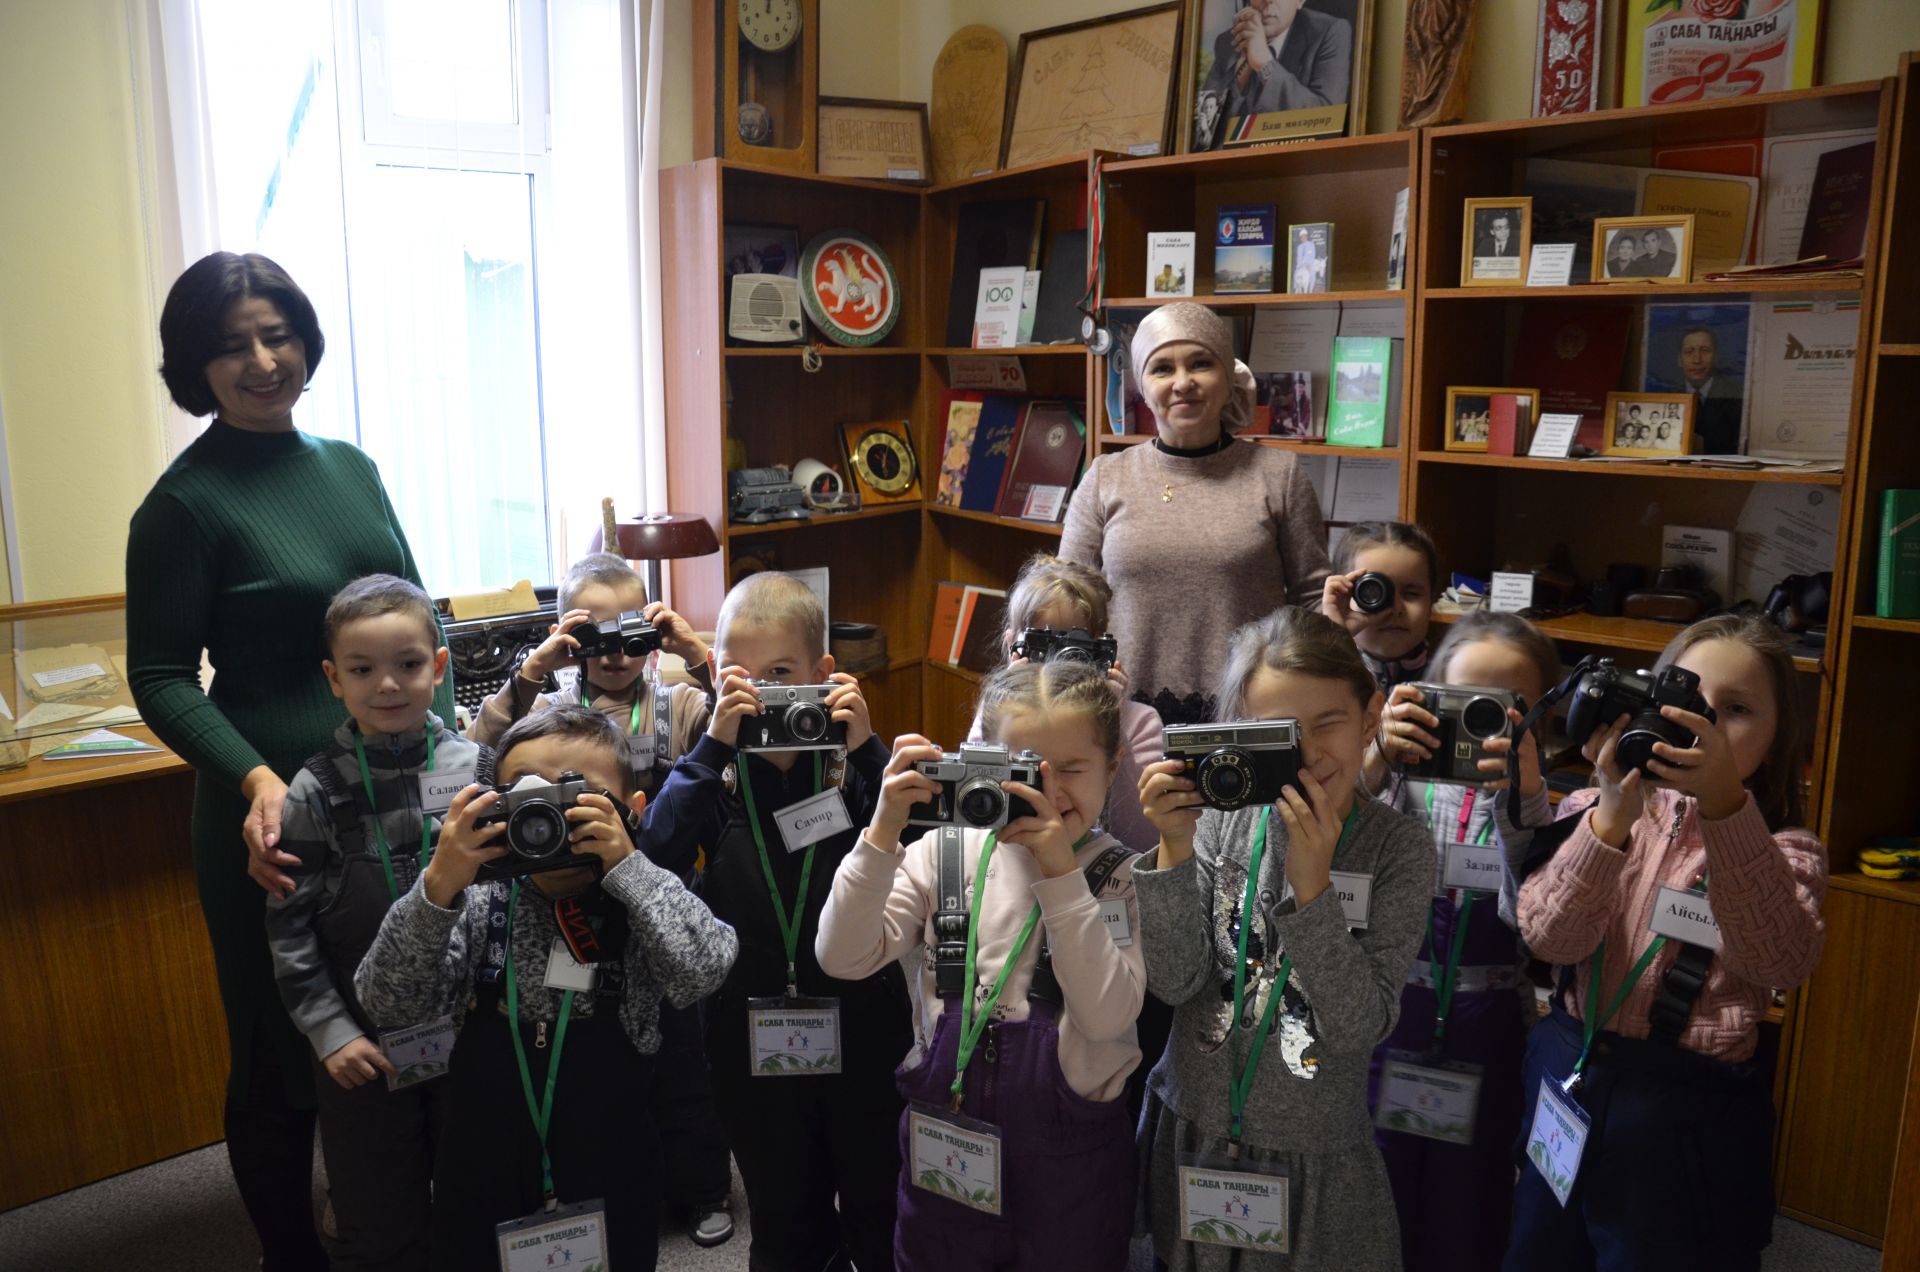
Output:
[1571, 873, 1711, 1079]
[1227, 806, 1358, 1148]
[580, 683, 643, 737]
[949, 830, 1043, 1109]
[352, 728, 436, 903]
[503, 882, 574, 1204]
[1423, 784, 1496, 1045]
[737, 753, 826, 995]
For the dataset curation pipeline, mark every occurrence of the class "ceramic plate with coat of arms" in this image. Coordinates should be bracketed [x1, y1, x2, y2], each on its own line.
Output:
[799, 230, 901, 346]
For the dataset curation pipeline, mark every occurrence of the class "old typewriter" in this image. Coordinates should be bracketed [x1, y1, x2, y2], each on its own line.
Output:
[435, 588, 560, 719]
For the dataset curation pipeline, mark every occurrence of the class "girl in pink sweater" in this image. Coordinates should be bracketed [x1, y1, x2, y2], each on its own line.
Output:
[1506, 613, 1826, 1271]
[817, 658, 1145, 1270]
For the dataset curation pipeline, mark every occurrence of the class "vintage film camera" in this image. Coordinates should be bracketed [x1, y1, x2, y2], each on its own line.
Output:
[1011, 627, 1118, 672]
[728, 466, 810, 525]
[1561, 660, 1716, 774]
[1401, 683, 1519, 786]
[475, 773, 606, 880]
[737, 682, 846, 751]
[1162, 720, 1303, 812]
[905, 743, 1041, 830]
[1352, 571, 1395, 615]
[572, 610, 662, 661]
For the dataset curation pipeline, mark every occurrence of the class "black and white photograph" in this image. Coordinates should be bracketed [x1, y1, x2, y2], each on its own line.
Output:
[1181, 0, 1372, 151]
[1288, 222, 1333, 293]
[1603, 391, 1695, 456]
[1460, 197, 1531, 285]
[1642, 302, 1752, 455]
[1592, 215, 1694, 284]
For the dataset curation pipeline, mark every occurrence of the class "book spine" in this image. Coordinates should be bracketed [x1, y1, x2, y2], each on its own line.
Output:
[1882, 490, 1920, 619]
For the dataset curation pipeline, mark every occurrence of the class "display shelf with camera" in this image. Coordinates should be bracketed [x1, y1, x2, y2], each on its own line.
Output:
[925, 504, 1065, 537]
[723, 500, 922, 540]
[1422, 277, 1863, 301]
[1414, 450, 1845, 486]
[1102, 288, 1408, 310]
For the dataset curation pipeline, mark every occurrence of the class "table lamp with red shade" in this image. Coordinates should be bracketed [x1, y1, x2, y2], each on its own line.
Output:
[589, 510, 721, 609]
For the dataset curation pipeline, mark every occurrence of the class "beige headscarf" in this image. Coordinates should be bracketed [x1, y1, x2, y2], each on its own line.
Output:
[1129, 301, 1258, 434]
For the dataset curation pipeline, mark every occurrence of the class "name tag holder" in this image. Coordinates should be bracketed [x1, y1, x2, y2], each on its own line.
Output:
[1525, 1079, 1590, 1208]
[773, 788, 853, 854]
[747, 996, 843, 1075]
[1178, 1150, 1292, 1252]
[1328, 870, 1372, 929]
[377, 1016, 457, 1090]
[495, 1198, 608, 1271]
[1649, 884, 1721, 951]
[1097, 898, 1133, 947]
[418, 765, 476, 816]
[543, 937, 598, 992]
[1374, 1050, 1483, 1145]
[909, 1103, 1003, 1215]
[1442, 840, 1504, 894]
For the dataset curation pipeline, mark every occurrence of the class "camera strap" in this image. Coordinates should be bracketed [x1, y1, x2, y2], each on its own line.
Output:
[1029, 842, 1134, 1006]
[948, 831, 1042, 1111]
[1503, 655, 1601, 831]
[933, 826, 970, 997]
[551, 893, 630, 1010]
[503, 882, 574, 1205]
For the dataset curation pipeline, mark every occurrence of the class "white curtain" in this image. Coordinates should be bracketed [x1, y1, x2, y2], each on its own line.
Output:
[632, 0, 668, 514]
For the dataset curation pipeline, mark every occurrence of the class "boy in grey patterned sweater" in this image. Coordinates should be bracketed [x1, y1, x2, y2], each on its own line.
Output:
[355, 704, 737, 1270]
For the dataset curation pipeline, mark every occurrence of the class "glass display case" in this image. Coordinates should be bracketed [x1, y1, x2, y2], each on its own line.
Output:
[0, 594, 175, 771]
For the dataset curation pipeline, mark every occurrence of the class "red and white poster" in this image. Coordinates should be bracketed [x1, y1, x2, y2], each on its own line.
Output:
[1534, 0, 1605, 117]
[1623, 0, 1824, 107]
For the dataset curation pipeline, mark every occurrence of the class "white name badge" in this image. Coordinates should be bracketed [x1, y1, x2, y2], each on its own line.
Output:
[909, 1105, 1003, 1215]
[543, 937, 598, 992]
[1328, 871, 1373, 929]
[495, 1198, 607, 1271]
[1374, 1052, 1483, 1145]
[378, 1016, 457, 1091]
[1526, 1079, 1590, 1208]
[1178, 1152, 1290, 1252]
[747, 996, 843, 1075]
[1443, 840, 1505, 894]
[1649, 885, 1722, 951]
[419, 765, 477, 816]
[774, 788, 853, 854]
[1098, 898, 1133, 947]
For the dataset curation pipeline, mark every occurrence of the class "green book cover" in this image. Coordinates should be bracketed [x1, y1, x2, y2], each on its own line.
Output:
[1880, 489, 1920, 619]
[1328, 336, 1391, 447]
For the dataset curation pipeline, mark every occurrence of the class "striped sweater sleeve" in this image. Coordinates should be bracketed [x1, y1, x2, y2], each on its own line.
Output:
[263, 768, 363, 1059]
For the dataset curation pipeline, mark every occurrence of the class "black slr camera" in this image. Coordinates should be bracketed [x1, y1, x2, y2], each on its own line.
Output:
[1011, 627, 1118, 672]
[1163, 720, 1303, 811]
[1562, 660, 1716, 775]
[1402, 683, 1518, 785]
[1352, 571, 1396, 615]
[738, 682, 845, 751]
[573, 610, 662, 661]
[475, 773, 602, 880]
[906, 743, 1041, 830]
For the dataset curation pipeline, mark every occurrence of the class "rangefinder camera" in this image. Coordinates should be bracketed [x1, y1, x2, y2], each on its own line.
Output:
[572, 610, 662, 661]
[1011, 627, 1118, 672]
[1401, 683, 1519, 786]
[1163, 720, 1303, 811]
[474, 772, 600, 880]
[905, 743, 1041, 830]
[737, 682, 846, 751]
[1562, 660, 1715, 775]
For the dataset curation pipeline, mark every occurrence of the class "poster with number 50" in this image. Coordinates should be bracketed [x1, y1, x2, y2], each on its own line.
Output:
[1623, 0, 1825, 108]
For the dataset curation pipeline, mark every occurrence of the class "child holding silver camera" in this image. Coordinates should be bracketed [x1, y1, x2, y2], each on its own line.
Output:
[642, 570, 909, 1272]
[264, 574, 488, 1270]
[1321, 520, 1441, 694]
[354, 704, 737, 1271]
[1505, 613, 1826, 1270]
[817, 658, 1145, 1270]
[1133, 607, 1430, 1271]
[1360, 610, 1560, 1272]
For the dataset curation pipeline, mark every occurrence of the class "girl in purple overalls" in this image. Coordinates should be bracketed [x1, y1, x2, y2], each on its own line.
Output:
[816, 658, 1145, 1270]
[1365, 611, 1561, 1272]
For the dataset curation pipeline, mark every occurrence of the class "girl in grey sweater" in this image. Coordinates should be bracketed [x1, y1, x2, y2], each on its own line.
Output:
[1133, 607, 1431, 1270]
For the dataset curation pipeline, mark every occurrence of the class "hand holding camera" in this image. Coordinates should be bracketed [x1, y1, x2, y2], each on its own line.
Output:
[1473, 707, 1542, 796]
[1137, 758, 1205, 867]
[520, 609, 596, 685]
[1276, 770, 1342, 910]
[422, 785, 510, 907]
[824, 673, 873, 752]
[642, 600, 710, 669]
[1400, 683, 1521, 787]
[1376, 683, 1442, 768]
[708, 665, 761, 748]
[998, 761, 1085, 880]
[1322, 568, 1396, 636]
[737, 682, 848, 752]
[1642, 703, 1747, 821]
[1582, 715, 1646, 850]
[563, 788, 642, 876]
[869, 734, 947, 849]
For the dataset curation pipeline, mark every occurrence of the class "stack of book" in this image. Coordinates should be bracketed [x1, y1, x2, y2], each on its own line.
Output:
[934, 393, 1086, 521]
[928, 583, 1009, 673]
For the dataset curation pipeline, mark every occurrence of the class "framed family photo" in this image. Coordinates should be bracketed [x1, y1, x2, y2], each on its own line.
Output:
[1460, 198, 1531, 286]
[1603, 392, 1694, 457]
[1444, 386, 1539, 453]
[1181, 0, 1373, 152]
[1592, 215, 1695, 284]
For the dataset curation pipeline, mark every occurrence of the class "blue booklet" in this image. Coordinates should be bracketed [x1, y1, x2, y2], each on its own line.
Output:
[1214, 204, 1277, 293]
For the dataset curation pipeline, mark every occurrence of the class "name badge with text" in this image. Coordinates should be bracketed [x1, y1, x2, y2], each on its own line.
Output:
[378, 1016, 456, 1090]
[1328, 871, 1373, 929]
[1526, 1079, 1590, 1208]
[747, 997, 842, 1075]
[496, 1199, 606, 1272]
[1178, 1152, 1290, 1252]
[1098, 898, 1133, 947]
[1648, 885, 1721, 950]
[909, 1105, 1002, 1215]
[419, 765, 477, 815]
[1375, 1052, 1483, 1144]
[774, 789, 853, 854]
[543, 937, 598, 992]
[1443, 840, 1505, 894]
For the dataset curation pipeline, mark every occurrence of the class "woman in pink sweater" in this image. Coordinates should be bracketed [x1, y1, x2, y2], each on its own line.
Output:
[817, 659, 1145, 1270]
[1505, 613, 1826, 1271]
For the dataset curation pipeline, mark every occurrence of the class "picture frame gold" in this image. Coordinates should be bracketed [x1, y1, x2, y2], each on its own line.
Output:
[816, 97, 932, 184]
[1591, 214, 1696, 284]
[1459, 197, 1533, 287]
[1443, 386, 1539, 453]
[1601, 392, 1695, 458]
[1178, 0, 1373, 152]
[1003, 4, 1185, 169]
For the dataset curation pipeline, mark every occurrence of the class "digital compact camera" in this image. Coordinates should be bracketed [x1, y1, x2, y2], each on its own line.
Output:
[1562, 660, 1716, 775]
[1352, 571, 1396, 615]
[474, 772, 602, 880]
[1162, 720, 1303, 811]
[905, 743, 1041, 830]
[1401, 683, 1518, 786]
[1011, 627, 1118, 671]
[737, 682, 846, 751]
[572, 610, 662, 661]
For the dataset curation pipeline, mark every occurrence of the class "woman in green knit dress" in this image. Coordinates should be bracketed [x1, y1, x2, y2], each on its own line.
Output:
[127, 253, 451, 1271]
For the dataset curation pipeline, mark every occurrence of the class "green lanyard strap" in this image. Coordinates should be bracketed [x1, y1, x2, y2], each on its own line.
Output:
[1423, 784, 1495, 1045]
[353, 727, 436, 903]
[579, 683, 644, 738]
[1570, 873, 1711, 1079]
[949, 830, 1042, 1110]
[503, 882, 575, 1204]
[738, 754, 826, 994]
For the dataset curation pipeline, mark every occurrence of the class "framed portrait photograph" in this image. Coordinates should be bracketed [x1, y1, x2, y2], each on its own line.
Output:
[817, 98, 932, 183]
[1287, 222, 1334, 294]
[1592, 215, 1695, 284]
[1641, 302, 1752, 455]
[1603, 392, 1695, 458]
[1003, 5, 1185, 168]
[1444, 386, 1539, 454]
[1460, 198, 1532, 286]
[1180, 0, 1373, 153]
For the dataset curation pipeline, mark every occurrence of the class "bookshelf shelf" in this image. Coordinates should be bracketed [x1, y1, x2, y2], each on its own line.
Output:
[1853, 615, 1920, 635]
[724, 346, 919, 358]
[1105, 289, 1405, 309]
[926, 505, 1065, 537]
[1430, 609, 1821, 674]
[724, 502, 922, 540]
[923, 346, 1088, 357]
[1421, 278, 1861, 300]
[1413, 451, 1844, 485]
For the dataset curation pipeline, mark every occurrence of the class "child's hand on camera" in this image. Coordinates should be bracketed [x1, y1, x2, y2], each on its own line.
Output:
[322, 1035, 397, 1090]
[869, 735, 944, 849]
[421, 786, 509, 908]
[1001, 762, 1087, 880]
[1140, 759, 1205, 868]
[1106, 659, 1132, 705]
[643, 601, 709, 669]
[521, 609, 595, 684]
[707, 665, 761, 748]
[1378, 683, 1440, 766]
[1276, 772, 1342, 907]
[1582, 715, 1643, 850]
[1644, 706, 1746, 821]
[825, 673, 874, 752]
[567, 791, 644, 875]
[1474, 707, 1543, 796]
[1320, 569, 1377, 636]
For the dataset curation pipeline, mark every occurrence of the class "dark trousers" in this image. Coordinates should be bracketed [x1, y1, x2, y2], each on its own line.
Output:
[224, 1013, 327, 1272]
[431, 1004, 663, 1272]
[312, 1052, 452, 1270]
[652, 999, 732, 1211]
[1504, 1007, 1775, 1272]
[708, 998, 903, 1272]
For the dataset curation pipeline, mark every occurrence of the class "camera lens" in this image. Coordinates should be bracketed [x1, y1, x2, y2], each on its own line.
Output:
[1052, 644, 1097, 665]
[621, 635, 650, 657]
[957, 779, 1007, 828]
[507, 802, 568, 860]
[786, 702, 829, 743]
[1195, 750, 1254, 810]
[1616, 711, 1693, 773]
[1352, 572, 1394, 614]
[1461, 696, 1508, 740]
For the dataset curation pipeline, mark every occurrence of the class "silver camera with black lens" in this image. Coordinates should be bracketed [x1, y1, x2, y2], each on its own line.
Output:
[1163, 721, 1303, 811]
[906, 743, 1041, 830]
[1402, 683, 1518, 786]
[738, 682, 845, 751]
[474, 772, 598, 880]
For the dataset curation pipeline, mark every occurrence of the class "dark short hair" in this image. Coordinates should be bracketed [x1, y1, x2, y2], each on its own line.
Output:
[1333, 520, 1442, 593]
[159, 252, 325, 417]
[1680, 325, 1717, 348]
[324, 574, 440, 653]
[495, 704, 632, 796]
